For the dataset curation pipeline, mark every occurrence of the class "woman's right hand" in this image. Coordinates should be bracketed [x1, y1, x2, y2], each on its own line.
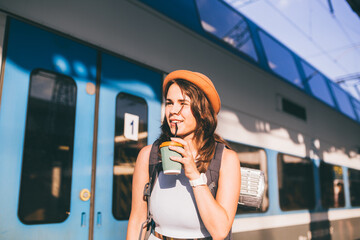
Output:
[168, 137, 201, 181]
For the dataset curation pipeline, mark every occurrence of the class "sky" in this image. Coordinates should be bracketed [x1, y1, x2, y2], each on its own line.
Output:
[224, 0, 360, 100]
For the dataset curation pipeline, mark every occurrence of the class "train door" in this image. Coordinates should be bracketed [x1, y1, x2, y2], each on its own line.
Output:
[92, 53, 162, 239]
[0, 18, 97, 239]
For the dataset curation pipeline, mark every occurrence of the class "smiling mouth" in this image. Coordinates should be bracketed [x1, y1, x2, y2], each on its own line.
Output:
[170, 120, 182, 126]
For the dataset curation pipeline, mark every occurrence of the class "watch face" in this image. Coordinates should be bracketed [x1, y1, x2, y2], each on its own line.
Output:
[190, 173, 207, 187]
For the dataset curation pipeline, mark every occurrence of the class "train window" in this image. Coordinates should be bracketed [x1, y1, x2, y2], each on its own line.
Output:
[319, 162, 345, 208]
[112, 93, 148, 220]
[348, 168, 360, 206]
[227, 141, 269, 213]
[277, 153, 315, 211]
[330, 83, 357, 120]
[258, 31, 302, 89]
[18, 69, 76, 224]
[353, 100, 360, 122]
[300, 61, 335, 107]
[196, 0, 258, 61]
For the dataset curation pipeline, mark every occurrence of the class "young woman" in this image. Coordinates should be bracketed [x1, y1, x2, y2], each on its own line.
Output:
[127, 70, 241, 240]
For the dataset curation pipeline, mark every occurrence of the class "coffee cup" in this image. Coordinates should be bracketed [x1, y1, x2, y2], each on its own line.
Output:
[160, 141, 183, 175]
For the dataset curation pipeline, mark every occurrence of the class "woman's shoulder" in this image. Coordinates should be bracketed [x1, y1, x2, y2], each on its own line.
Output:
[221, 147, 240, 168]
[141, 144, 153, 153]
[139, 144, 153, 157]
[222, 147, 238, 160]
[136, 144, 153, 165]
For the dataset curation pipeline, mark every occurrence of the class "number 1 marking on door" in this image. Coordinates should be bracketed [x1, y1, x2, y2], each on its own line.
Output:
[124, 113, 139, 141]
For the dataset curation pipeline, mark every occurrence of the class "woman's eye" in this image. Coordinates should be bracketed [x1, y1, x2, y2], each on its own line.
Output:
[165, 102, 173, 106]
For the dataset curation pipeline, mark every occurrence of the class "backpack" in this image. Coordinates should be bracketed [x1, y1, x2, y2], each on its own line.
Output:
[143, 140, 231, 240]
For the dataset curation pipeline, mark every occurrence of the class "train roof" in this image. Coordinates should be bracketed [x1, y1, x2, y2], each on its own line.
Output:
[138, 0, 360, 124]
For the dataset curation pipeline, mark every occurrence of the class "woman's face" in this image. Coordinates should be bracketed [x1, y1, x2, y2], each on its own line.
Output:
[165, 83, 197, 140]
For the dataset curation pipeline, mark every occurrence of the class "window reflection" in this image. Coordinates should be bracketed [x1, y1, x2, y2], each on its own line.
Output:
[320, 162, 345, 208]
[330, 83, 357, 120]
[258, 31, 302, 89]
[301, 61, 335, 107]
[196, 0, 258, 61]
[113, 93, 148, 220]
[18, 69, 76, 224]
[277, 154, 315, 211]
[227, 141, 268, 213]
[353, 100, 360, 122]
[348, 168, 360, 206]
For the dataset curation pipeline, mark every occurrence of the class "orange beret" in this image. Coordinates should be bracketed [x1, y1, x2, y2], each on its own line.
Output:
[163, 70, 221, 114]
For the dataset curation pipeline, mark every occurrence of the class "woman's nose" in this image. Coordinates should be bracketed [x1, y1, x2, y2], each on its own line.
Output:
[170, 103, 183, 114]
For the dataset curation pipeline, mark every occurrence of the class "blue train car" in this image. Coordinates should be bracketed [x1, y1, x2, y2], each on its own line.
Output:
[0, 0, 359, 239]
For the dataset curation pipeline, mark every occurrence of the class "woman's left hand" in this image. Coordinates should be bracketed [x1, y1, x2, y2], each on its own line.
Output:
[168, 137, 201, 181]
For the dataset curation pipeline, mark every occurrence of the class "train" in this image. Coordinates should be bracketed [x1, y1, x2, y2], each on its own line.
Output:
[0, 0, 359, 239]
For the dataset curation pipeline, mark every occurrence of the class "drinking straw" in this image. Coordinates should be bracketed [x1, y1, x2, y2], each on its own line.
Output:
[174, 123, 178, 138]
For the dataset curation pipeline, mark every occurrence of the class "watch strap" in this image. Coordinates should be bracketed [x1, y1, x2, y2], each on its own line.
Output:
[189, 173, 207, 187]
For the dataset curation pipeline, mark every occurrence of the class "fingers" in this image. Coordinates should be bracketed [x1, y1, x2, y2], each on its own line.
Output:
[169, 145, 193, 166]
[169, 155, 183, 163]
[169, 145, 185, 155]
[168, 143, 190, 163]
[168, 138, 200, 179]
[169, 137, 187, 155]
[169, 153, 195, 171]
[170, 137, 189, 150]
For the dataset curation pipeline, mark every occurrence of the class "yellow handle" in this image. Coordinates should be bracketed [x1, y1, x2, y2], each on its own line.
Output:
[79, 189, 91, 201]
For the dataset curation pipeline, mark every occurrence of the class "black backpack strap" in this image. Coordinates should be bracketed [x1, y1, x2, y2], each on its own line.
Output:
[205, 142, 225, 198]
[143, 140, 161, 201]
[149, 140, 161, 165]
[149, 140, 162, 193]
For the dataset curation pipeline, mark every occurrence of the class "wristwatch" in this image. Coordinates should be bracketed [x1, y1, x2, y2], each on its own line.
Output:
[189, 173, 207, 187]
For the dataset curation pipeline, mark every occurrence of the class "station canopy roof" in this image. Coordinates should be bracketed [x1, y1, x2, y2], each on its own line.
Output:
[347, 0, 360, 18]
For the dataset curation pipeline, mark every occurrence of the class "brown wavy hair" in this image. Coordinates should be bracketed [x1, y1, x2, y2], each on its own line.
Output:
[158, 79, 229, 173]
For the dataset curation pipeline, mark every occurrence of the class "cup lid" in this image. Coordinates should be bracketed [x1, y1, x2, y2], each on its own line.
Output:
[160, 141, 184, 148]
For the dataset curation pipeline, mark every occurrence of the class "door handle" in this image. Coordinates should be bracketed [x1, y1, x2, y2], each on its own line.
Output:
[79, 189, 91, 201]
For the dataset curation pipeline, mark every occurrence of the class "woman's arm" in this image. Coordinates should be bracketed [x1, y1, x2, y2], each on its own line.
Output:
[193, 149, 240, 239]
[169, 139, 241, 240]
[126, 145, 152, 240]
